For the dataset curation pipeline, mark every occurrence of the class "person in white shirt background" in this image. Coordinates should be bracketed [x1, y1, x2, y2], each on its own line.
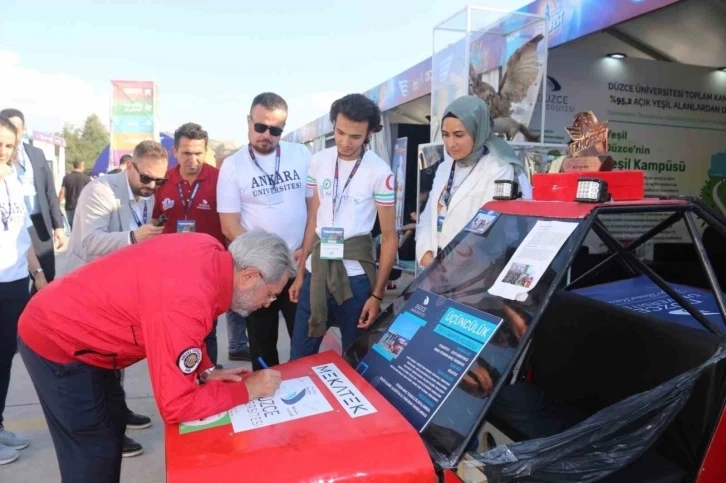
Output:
[0, 108, 66, 293]
[0, 115, 45, 466]
[217, 92, 311, 370]
[416, 95, 532, 268]
[289, 94, 398, 359]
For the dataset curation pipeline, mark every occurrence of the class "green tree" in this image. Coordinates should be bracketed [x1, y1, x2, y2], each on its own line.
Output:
[57, 114, 109, 174]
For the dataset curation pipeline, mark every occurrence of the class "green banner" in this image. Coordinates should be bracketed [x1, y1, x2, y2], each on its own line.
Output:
[179, 411, 232, 434]
[112, 99, 153, 117]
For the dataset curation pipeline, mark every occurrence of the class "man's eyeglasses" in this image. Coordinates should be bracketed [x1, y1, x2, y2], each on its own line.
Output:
[258, 271, 277, 302]
[132, 162, 167, 186]
[252, 123, 284, 137]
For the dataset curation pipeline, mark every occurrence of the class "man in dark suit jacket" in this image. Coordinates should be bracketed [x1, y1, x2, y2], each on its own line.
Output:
[1, 109, 66, 288]
[107, 154, 131, 174]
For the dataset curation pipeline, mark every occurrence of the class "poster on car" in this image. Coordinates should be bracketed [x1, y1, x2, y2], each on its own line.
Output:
[356, 288, 503, 431]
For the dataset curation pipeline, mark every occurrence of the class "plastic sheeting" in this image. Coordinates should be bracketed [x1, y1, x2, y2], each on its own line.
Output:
[471, 345, 726, 483]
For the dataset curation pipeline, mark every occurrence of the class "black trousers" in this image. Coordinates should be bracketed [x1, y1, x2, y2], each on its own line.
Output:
[204, 317, 219, 366]
[28, 220, 56, 284]
[18, 339, 127, 483]
[0, 277, 30, 427]
[247, 279, 296, 371]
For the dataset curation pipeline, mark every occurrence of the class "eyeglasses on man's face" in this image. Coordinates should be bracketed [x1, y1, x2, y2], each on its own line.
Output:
[257, 271, 277, 302]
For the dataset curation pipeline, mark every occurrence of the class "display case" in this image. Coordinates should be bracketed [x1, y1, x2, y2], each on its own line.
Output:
[431, 6, 549, 145]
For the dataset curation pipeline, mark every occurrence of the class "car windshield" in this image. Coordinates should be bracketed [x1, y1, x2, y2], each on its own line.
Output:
[345, 210, 586, 468]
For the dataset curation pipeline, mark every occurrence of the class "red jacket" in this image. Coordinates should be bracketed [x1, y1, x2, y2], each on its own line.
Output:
[18, 233, 249, 424]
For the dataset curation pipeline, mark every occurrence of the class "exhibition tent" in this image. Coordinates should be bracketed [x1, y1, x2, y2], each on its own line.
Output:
[285, 0, 726, 145]
[282, 0, 726, 269]
[395, 0, 726, 129]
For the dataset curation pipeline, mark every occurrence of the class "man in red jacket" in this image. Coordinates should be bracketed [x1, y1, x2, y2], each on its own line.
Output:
[17, 230, 294, 483]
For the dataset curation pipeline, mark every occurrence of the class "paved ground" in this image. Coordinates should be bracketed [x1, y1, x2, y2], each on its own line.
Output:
[1, 244, 409, 482]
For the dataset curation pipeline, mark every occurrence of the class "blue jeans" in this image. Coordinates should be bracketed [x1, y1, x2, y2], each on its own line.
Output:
[66, 209, 75, 230]
[226, 310, 249, 353]
[290, 272, 370, 360]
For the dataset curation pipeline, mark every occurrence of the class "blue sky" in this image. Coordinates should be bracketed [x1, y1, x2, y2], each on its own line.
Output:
[0, 0, 528, 143]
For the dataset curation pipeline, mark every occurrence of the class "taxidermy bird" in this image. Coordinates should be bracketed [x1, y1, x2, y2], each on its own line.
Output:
[469, 33, 544, 142]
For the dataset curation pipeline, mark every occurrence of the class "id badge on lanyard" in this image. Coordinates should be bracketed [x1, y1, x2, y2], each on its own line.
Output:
[437, 212, 446, 251]
[249, 145, 283, 205]
[177, 181, 201, 232]
[321, 151, 364, 260]
[320, 227, 345, 260]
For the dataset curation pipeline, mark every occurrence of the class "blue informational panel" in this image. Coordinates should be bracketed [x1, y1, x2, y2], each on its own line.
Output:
[356, 288, 503, 431]
[573, 275, 726, 332]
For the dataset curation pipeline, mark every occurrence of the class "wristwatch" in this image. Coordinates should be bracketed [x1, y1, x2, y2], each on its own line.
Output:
[198, 367, 215, 384]
[32, 267, 44, 276]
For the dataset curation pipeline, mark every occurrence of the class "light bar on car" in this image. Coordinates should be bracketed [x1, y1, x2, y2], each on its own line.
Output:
[575, 177, 611, 203]
[493, 180, 521, 201]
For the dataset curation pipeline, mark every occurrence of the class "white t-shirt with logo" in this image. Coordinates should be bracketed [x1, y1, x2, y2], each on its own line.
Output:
[0, 167, 33, 283]
[217, 141, 311, 252]
[305, 146, 394, 276]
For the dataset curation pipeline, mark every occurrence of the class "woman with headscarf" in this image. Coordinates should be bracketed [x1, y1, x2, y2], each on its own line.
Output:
[416, 96, 532, 267]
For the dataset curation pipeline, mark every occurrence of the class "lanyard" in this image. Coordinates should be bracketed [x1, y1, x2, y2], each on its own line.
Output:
[248, 145, 281, 190]
[439, 147, 488, 211]
[177, 181, 201, 220]
[332, 149, 364, 225]
[1, 180, 10, 231]
[15, 148, 26, 174]
[439, 163, 474, 211]
[129, 201, 148, 228]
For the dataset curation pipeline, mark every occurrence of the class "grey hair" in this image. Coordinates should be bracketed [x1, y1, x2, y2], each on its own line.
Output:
[228, 230, 298, 283]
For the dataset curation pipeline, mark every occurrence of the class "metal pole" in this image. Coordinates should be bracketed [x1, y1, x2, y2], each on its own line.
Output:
[592, 221, 725, 336]
[683, 211, 726, 328]
[566, 211, 682, 289]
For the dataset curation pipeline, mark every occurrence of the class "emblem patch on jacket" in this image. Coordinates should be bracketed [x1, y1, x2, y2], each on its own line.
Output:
[162, 198, 174, 210]
[177, 347, 202, 374]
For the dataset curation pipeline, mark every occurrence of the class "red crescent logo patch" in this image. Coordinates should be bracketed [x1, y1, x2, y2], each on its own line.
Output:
[385, 174, 394, 190]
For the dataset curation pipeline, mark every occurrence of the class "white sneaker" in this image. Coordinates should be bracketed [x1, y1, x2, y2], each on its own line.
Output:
[0, 444, 19, 465]
[0, 427, 29, 450]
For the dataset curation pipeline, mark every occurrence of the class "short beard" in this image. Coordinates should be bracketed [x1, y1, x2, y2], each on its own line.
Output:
[251, 142, 276, 155]
[230, 280, 262, 317]
[130, 184, 147, 198]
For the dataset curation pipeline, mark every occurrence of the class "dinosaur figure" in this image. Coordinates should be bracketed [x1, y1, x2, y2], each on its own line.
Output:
[469, 33, 544, 142]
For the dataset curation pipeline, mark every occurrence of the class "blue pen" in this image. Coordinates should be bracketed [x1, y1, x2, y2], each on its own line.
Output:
[257, 357, 269, 369]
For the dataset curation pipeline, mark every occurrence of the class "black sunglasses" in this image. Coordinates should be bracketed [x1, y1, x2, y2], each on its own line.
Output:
[132, 162, 167, 186]
[253, 123, 283, 137]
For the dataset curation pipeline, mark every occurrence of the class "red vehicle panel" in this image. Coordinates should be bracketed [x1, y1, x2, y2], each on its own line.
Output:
[165, 351, 437, 483]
